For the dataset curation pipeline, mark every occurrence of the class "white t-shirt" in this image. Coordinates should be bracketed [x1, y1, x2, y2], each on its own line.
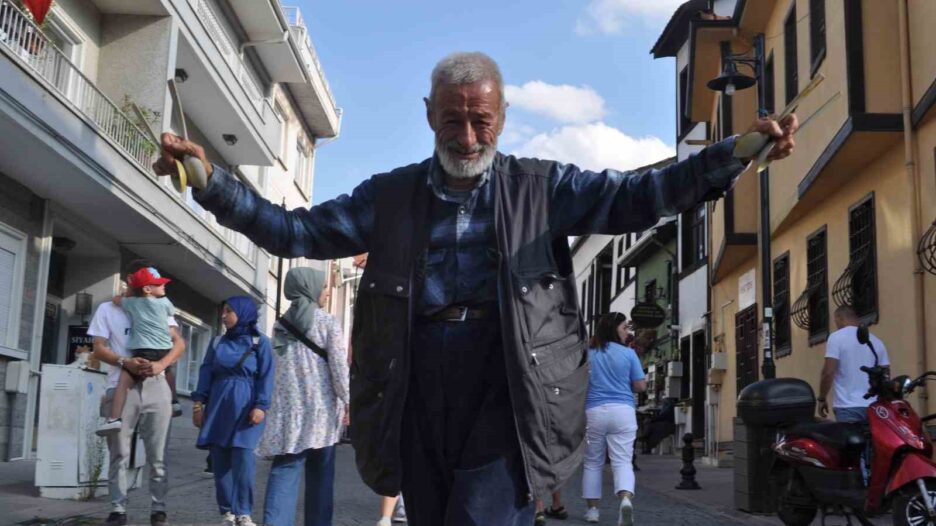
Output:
[825, 325, 889, 408]
[87, 301, 178, 388]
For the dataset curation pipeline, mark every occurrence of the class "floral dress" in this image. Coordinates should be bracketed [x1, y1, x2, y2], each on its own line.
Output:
[256, 309, 350, 456]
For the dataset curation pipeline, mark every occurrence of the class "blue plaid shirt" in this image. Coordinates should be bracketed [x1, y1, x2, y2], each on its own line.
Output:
[194, 137, 745, 312]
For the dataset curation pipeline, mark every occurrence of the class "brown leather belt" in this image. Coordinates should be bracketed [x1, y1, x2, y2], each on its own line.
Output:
[419, 305, 495, 323]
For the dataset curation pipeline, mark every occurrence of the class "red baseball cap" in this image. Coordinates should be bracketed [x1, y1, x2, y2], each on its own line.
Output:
[128, 267, 171, 288]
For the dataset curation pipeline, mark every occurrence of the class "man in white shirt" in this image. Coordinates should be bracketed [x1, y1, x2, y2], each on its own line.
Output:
[89, 260, 185, 526]
[818, 305, 889, 423]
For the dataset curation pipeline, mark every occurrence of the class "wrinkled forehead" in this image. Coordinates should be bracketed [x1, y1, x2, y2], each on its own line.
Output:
[432, 80, 503, 112]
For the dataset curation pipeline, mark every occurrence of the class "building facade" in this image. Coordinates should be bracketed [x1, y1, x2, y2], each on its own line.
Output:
[670, 0, 936, 460]
[0, 0, 339, 460]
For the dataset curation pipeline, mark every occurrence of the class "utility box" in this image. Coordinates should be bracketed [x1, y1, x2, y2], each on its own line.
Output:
[666, 362, 684, 377]
[34, 364, 143, 499]
[4, 360, 30, 393]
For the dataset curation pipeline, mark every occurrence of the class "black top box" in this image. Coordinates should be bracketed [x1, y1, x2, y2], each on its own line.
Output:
[738, 378, 816, 426]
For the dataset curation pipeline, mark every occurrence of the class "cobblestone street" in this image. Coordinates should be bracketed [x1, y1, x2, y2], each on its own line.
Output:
[1, 401, 785, 526]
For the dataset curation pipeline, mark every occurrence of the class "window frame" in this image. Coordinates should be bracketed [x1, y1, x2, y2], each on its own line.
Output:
[773, 251, 792, 357]
[806, 226, 829, 345]
[784, 4, 799, 106]
[847, 193, 878, 324]
[0, 221, 27, 357]
[764, 52, 776, 115]
[809, 0, 826, 78]
[173, 310, 213, 396]
[677, 66, 693, 142]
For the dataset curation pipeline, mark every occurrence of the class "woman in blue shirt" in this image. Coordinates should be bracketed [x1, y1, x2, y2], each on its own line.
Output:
[582, 312, 646, 526]
[193, 296, 274, 526]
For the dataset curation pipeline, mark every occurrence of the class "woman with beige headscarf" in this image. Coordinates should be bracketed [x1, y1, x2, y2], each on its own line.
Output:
[257, 267, 349, 526]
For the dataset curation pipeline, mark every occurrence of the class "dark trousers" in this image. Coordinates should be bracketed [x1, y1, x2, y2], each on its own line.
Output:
[401, 319, 535, 526]
[262, 446, 336, 526]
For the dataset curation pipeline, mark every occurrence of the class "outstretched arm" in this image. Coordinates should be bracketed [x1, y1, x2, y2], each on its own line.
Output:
[154, 133, 374, 259]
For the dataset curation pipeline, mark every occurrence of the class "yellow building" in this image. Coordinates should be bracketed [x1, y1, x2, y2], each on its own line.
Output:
[682, 0, 936, 457]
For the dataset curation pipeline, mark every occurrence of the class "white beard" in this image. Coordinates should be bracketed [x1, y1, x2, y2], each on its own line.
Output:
[435, 139, 497, 180]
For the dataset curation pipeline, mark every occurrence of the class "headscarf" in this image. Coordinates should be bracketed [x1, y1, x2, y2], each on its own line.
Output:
[273, 267, 326, 355]
[223, 296, 260, 338]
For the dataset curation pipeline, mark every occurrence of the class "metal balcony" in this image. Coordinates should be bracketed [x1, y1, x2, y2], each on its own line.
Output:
[0, 0, 156, 168]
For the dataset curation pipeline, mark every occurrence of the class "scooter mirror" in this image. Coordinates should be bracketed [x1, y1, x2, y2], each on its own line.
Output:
[857, 325, 870, 345]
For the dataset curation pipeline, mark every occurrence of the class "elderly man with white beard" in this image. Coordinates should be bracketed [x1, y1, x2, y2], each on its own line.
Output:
[154, 52, 797, 526]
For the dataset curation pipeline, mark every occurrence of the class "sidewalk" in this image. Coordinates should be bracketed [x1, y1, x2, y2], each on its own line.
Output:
[0, 400, 890, 525]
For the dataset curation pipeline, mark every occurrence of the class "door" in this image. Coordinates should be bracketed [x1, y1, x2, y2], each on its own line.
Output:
[735, 305, 758, 393]
[691, 330, 706, 438]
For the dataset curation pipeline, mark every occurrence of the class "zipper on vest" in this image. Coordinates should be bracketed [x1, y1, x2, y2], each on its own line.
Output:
[531, 352, 540, 365]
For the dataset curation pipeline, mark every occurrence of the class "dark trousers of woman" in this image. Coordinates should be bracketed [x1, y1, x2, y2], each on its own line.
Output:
[262, 446, 336, 526]
[401, 318, 535, 526]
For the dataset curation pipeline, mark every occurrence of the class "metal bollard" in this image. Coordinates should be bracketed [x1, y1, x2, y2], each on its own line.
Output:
[675, 432, 701, 490]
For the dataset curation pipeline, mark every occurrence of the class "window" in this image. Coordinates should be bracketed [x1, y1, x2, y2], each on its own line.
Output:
[644, 279, 658, 302]
[764, 54, 776, 115]
[809, 0, 826, 77]
[847, 196, 877, 320]
[615, 234, 635, 295]
[678, 66, 692, 138]
[784, 5, 799, 105]
[0, 223, 27, 351]
[274, 102, 289, 162]
[735, 305, 759, 392]
[294, 137, 313, 198]
[773, 253, 791, 356]
[175, 316, 212, 394]
[681, 204, 706, 270]
[806, 228, 829, 342]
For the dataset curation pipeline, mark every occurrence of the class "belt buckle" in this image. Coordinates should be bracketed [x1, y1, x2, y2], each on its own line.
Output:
[456, 306, 469, 322]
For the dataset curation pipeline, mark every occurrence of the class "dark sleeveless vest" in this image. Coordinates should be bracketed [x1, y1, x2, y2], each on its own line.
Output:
[349, 153, 588, 499]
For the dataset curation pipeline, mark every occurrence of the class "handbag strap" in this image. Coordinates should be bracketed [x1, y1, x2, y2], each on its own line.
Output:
[277, 317, 328, 361]
[234, 335, 261, 368]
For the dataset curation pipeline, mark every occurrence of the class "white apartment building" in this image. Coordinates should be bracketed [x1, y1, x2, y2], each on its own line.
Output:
[0, 0, 339, 460]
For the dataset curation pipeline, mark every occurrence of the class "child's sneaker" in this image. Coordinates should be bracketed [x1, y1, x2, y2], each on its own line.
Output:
[172, 400, 182, 418]
[235, 515, 255, 526]
[220, 512, 235, 526]
[618, 496, 634, 526]
[96, 418, 122, 436]
[392, 499, 407, 522]
[584, 506, 600, 523]
[376, 519, 391, 526]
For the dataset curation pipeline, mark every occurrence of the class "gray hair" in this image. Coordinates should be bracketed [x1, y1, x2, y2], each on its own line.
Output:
[429, 52, 505, 110]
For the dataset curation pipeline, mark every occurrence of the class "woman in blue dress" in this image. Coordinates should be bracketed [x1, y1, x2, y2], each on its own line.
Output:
[193, 296, 274, 526]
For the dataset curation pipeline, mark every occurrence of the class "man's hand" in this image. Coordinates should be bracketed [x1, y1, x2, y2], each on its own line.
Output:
[249, 408, 265, 426]
[342, 405, 350, 426]
[152, 133, 213, 181]
[123, 357, 151, 376]
[745, 113, 799, 161]
[818, 399, 830, 419]
[149, 359, 168, 377]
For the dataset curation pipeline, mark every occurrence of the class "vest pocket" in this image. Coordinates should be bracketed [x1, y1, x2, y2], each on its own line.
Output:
[513, 269, 580, 346]
[539, 355, 589, 463]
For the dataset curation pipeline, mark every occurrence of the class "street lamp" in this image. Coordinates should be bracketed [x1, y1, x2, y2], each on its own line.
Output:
[707, 33, 776, 380]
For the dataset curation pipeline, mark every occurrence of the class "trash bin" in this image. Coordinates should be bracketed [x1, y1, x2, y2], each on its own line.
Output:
[734, 378, 815, 514]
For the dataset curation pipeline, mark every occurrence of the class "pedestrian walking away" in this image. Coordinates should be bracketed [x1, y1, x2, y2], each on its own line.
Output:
[153, 51, 799, 526]
[258, 267, 350, 526]
[582, 313, 646, 526]
[88, 260, 186, 526]
[193, 296, 274, 526]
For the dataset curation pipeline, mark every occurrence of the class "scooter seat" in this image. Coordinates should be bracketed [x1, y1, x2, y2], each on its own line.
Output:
[787, 421, 867, 450]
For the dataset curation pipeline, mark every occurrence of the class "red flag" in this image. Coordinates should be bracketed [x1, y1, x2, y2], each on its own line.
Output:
[22, 0, 53, 25]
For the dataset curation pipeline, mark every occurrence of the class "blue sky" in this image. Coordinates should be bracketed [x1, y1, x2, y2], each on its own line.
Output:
[293, 0, 685, 204]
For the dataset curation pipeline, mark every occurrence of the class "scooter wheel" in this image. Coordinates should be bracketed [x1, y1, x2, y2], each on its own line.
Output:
[893, 478, 936, 526]
[776, 470, 818, 526]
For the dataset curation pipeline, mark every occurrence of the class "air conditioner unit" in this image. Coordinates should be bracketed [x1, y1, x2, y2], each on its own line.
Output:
[664, 377, 683, 399]
[710, 352, 728, 371]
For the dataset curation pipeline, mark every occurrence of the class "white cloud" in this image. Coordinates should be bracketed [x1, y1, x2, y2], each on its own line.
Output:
[576, 0, 684, 35]
[510, 122, 674, 172]
[505, 81, 606, 124]
[500, 122, 537, 147]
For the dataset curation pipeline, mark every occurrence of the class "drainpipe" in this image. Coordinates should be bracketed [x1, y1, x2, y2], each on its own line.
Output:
[898, 0, 929, 412]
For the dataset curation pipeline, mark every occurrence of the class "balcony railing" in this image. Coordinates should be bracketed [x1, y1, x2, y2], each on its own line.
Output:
[191, 0, 265, 111]
[0, 0, 156, 168]
[281, 6, 337, 110]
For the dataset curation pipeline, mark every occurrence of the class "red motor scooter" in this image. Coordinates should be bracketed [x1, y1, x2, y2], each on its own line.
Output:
[770, 326, 936, 526]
